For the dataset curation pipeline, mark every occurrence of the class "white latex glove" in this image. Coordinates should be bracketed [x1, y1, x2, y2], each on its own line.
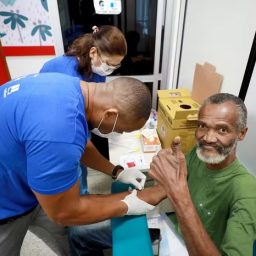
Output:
[116, 169, 146, 190]
[121, 189, 155, 215]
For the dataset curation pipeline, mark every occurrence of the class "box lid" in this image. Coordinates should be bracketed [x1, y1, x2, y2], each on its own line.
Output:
[157, 88, 190, 99]
[158, 97, 199, 120]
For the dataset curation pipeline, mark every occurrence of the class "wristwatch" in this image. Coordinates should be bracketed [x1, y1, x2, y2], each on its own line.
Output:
[111, 165, 124, 180]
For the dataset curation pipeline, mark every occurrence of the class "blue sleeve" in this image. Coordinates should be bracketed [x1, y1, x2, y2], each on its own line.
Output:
[26, 140, 82, 195]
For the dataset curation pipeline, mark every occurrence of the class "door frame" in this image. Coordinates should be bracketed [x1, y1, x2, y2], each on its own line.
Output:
[50, 0, 186, 109]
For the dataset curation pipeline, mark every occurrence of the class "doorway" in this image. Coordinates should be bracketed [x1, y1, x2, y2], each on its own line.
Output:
[56, 0, 186, 108]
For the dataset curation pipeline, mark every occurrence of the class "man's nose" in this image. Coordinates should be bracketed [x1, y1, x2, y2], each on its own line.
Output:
[203, 129, 217, 143]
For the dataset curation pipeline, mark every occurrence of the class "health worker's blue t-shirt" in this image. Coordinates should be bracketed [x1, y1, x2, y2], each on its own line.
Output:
[40, 55, 106, 83]
[0, 73, 88, 219]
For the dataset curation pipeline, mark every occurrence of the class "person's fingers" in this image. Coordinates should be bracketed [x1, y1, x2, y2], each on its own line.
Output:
[131, 180, 143, 190]
[171, 136, 182, 157]
[137, 173, 146, 189]
[148, 168, 163, 186]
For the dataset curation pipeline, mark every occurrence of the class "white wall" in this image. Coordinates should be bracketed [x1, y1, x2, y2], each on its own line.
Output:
[237, 65, 256, 175]
[178, 0, 256, 95]
[177, 0, 256, 173]
[6, 56, 53, 79]
[5, 0, 63, 79]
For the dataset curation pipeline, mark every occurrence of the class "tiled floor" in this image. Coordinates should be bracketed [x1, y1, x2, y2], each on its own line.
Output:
[21, 168, 112, 256]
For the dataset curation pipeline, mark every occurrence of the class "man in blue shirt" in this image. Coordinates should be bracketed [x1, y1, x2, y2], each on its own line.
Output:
[0, 73, 166, 256]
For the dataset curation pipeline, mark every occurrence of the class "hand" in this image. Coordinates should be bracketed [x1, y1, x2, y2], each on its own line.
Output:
[149, 137, 189, 201]
[121, 189, 155, 215]
[116, 169, 146, 190]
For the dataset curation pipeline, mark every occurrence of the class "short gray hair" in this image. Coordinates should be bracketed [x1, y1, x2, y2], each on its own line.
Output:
[201, 93, 247, 131]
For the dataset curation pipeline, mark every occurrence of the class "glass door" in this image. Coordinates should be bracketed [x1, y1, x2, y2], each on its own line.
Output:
[56, 0, 185, 108]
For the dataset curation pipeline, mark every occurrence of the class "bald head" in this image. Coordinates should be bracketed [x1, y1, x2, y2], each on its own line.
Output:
[108, 77, 152, 122]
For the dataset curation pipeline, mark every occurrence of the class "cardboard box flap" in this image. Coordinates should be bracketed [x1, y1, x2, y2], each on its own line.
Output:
[157, 88, 190, 99]
[159, 98, 200, 120]
[191, 62, 223, 104]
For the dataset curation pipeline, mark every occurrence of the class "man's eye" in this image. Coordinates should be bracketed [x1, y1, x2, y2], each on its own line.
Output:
[198, 123, 205, 128]
[219, 128, 228, 133]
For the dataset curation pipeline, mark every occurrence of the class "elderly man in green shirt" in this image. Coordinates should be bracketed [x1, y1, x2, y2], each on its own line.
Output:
[150, 93, 256, 256]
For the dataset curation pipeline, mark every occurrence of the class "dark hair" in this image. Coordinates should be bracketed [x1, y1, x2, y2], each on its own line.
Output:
[110, 77, 152, 121]
[201, 93, 247, 131]
[66, 25, 127, 77]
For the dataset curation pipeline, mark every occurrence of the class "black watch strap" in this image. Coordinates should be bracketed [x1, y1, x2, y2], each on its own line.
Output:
[111, 165, 124, 180]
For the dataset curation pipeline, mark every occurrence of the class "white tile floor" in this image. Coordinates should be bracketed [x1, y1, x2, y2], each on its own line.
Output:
[21, 168, 112, 256]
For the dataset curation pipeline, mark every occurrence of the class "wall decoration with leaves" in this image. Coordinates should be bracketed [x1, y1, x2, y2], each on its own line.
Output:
[0, 0, 55, 56]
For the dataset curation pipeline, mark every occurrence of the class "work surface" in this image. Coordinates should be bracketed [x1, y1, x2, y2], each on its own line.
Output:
[108, 130, 158, 171]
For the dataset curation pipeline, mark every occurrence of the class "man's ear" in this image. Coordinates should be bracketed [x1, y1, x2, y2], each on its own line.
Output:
[103, 108, 118, 119]
[238, 127, 248, 141]
[89, 46, 97, 58]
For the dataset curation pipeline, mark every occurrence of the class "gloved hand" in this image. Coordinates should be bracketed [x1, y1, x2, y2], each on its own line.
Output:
[121, 189, 155, 215]
[116, 169, 146, 190]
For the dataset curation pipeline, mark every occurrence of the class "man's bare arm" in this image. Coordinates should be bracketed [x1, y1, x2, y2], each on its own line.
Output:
[33, 182, 166, 226]
[81, 140, 114, 176]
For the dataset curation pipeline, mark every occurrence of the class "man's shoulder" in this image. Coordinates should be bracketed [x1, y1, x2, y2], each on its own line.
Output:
[230, 163, 256, 199]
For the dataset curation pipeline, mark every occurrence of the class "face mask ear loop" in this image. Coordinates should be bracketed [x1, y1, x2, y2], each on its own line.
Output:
[97, 114, 105, 132]
[111, 113, 119, 132]
[87, 84, 95, 120]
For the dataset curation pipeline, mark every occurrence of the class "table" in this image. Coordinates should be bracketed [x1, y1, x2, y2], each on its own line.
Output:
[108, 130, 158, 171]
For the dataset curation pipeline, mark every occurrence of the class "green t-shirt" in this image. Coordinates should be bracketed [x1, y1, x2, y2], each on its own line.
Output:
[183, 147, 256, 255]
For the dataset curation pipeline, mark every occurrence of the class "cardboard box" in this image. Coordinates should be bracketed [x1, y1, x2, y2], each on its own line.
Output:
[191, 62, 223, 104]
[156, 62, 223, 153]
[157, 88, 190, 99]
[141, 129, 161, 153]
[157, 98, 199, 153]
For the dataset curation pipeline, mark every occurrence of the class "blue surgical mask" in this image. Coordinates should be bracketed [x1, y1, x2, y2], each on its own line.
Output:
[91, 113, 119, 138]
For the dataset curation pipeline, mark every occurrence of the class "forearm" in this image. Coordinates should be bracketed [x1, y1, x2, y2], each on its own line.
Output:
[81, 140, 114, 175]
[68, 185, 166, 225]
[171, 193, 220, 256]
[40, 183, 166, 226]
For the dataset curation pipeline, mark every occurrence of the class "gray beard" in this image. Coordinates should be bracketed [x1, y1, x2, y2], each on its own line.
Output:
[196, 140, 237, 164]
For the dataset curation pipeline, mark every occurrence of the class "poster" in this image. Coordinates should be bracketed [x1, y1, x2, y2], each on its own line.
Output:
[0, 0, 55, 56]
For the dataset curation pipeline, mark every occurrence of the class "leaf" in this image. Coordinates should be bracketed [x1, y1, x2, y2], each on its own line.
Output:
[41, 0, 48, 12]
[10, 18, 16, 30]
[40, 30, 46, 41]
[0, 11, 13, 16]
[43, 25, 51, 30]
[0, 32, 6, 38]
[44, 29, 52, 37]
[16, 17, 25, 28]
[31, 26, 40, 36]
[3, 17, 12, 24]
[18, 14, 28, 21]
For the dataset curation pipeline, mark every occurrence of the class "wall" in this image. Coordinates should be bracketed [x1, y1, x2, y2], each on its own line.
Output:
[177, 0, 256, 173]
[177, 0, 256, 95]
[237, 65, 256, 175]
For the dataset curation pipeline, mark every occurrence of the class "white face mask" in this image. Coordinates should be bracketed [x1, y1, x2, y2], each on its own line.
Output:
[91, 113, 120, 138]
[91, 62, 116, 76]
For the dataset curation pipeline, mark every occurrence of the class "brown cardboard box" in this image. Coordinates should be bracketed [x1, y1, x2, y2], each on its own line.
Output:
[157, 97, 199, 153]
[157, 62, 223, 152]
[191, 62, 223, 104]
